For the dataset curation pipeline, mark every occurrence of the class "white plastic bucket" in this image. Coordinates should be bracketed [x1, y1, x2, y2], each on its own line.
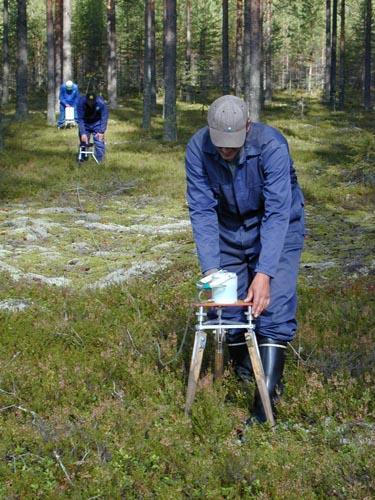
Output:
[211, 271, 237, 303]
[65, 107, 75, 121]
[198, 270, 238, 303]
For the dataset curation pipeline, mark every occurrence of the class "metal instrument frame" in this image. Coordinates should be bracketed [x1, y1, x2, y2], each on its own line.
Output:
[77, 143, 99, 164]
[184, 302, 275, 426]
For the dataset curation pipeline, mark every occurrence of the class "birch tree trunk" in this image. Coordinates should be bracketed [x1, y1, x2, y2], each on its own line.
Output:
[1, 0, 10, 105]
[235, 0, 244, 96]
[324, 0, 331, 102]
[363, 0, 372, 110]
[62, 0, 72, 81]
[338, 0, 345, 110]
[107, 0, 118, 108]
[46, 0, 55, 125]
[163, 0, 177, 141]
[15, 0, 28, 120]
[222, 0, 230, 94]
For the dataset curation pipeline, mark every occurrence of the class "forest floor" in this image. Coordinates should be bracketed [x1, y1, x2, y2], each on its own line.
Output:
[0, 94, 374, 498]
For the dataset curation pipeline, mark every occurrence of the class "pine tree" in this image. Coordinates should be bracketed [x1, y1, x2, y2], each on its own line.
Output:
[143, 0, 153, 129]
[1, 0, 10, 105]
[163, 0, 177, 141]
[107, 0, 118, 108]
[46, 0, 55, 125]
[363, 0, 372, 110]
[222, 0, 230, 94]
[338, 0, 345, 109]
[235, 0, 244, 97]
[15, 0, 28, 120]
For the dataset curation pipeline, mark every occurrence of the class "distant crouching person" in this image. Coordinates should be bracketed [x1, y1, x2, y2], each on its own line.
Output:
[77, 93, 109, 163]
[57, 80, 80, 128]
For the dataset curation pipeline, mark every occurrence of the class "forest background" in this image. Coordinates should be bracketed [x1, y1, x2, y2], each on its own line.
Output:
[0, 0, 374, 498]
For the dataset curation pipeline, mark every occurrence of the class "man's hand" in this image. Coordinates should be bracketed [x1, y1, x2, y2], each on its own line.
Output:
[81, 134, 88, 144]
[244, 272, 271, 318]
[95, 132, 104, 141]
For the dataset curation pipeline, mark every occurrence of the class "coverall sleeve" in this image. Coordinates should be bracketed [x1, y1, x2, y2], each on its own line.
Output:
[185, 141, 221, 274]
[99, 103, 109, 133]
[77, 99, 87, 136]
[255, 139, 292, 278]
[59, 86, 68, 106]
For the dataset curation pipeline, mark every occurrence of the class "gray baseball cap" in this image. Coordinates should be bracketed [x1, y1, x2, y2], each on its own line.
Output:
[207, 95, 248, 148]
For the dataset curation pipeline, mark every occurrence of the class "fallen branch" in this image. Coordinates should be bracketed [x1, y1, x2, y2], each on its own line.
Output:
[53, 450, 73, 485]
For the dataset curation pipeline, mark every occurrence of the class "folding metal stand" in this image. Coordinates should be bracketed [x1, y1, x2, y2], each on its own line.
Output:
[77, 142, 99, 164]
[184, 301, 275, 426]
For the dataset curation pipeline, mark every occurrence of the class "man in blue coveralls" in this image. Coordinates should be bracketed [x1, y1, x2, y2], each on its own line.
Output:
[57, 80, 80, 128]
[77, 93, 109, 163]
[185, 95, 305, 424]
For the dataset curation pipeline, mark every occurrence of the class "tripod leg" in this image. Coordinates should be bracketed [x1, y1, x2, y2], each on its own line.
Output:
[245, 329, 275, 426]
[214, 328, 224, 381]
[185, 330, 207, 415]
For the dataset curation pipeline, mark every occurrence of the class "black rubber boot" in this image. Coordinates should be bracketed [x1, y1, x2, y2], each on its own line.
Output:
[227, 343, 253, 383]
[250, 336, 287, 424]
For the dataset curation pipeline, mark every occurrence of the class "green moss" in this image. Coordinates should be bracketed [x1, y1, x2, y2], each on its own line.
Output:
[0, 93, 374, 497]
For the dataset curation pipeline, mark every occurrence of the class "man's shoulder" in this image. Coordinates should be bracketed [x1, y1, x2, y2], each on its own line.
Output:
[187, 126, 212, 152]
[254, 122, 285, 141]
[249, 122, 288, 150]
[97, 96, 108, 108]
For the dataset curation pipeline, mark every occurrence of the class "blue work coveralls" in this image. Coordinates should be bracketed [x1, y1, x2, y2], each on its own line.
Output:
[185, 123, 305, 343]
[77, 96, 109, 162]
[57, 83, 80, 127]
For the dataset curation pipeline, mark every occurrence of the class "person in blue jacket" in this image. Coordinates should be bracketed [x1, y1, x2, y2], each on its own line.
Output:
[77, 93, 109, 163]
[57, 80, 80, 128]
[185, 95, 305, 425]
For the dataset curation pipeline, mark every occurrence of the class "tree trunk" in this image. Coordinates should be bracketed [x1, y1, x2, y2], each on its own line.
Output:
[107, 0, 118, 108]
[185, 0, 193, 102]
[259, 0, 264, 107]
[235, 0, 244, 96]
[55, 0, 63, 112]
[324, 0, 331, 102]
[15, 0, 28, 120]
[143, 0, 152, 129]
[363, 0, 372, 110]
[244, 0, 251, 106]
[62, 0, 72, 81]
[330, 0, 337, 108]
[338, 0, 345, 109]
[222, 0, 230, 94]
[163, 0, 177, 141]
[150, 0, 156, 111]
[307, 63, 313, 94]
[249, 0, 262, 121]
[264, 0, 272, 103]
[1, 0, 10, 105]
[46, 0, 55, 125]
